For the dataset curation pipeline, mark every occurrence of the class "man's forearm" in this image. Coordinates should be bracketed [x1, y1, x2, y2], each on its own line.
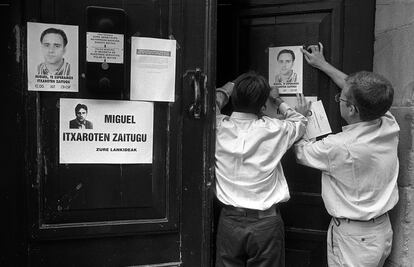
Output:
[318, 61, 348, 90]
[216, 91, 228, 111]
[216, 82, 235, 112]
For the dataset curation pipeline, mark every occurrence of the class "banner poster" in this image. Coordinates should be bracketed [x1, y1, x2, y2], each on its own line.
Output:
[27, 22, 78, 92]
[130, 37, 176, 102]
[59, 98, 153, 164]
[268, 45, 303, 94]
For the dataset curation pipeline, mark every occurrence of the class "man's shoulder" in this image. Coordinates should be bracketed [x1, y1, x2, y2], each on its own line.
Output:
[85, 120, 93, 128]
[318, 131, 347, 147]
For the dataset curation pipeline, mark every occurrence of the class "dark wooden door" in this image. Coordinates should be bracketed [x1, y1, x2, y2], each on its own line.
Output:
[217, 0, 375, 266]
[7, 0, 217, 266]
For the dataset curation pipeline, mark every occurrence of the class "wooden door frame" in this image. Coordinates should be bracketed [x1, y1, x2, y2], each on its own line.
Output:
[179, 0, 217, 265]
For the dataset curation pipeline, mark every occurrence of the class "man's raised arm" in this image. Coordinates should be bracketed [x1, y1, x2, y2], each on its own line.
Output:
[301, 43, 347, 90]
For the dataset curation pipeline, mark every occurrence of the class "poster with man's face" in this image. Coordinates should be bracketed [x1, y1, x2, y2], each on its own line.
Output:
[59, 98, 154, 164]
[27, 22, 78, 92]
[269, 45, 303, 94]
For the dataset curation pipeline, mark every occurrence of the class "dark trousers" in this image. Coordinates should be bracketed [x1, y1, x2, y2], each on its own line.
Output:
[215, 205, 285, 267]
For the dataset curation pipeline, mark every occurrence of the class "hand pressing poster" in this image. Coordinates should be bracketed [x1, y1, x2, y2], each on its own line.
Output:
[27, 22, 78, 92]
[269, 46, 303, 94]
[262, 96, 331, 139]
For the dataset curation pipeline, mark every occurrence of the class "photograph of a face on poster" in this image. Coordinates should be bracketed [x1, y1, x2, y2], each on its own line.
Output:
[269, 45, 303, 94]
[27, 22, 78, 92]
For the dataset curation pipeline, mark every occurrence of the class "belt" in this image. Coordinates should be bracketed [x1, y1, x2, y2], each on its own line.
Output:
[333, 212, 388, 226]
[223, 204, 278, 219]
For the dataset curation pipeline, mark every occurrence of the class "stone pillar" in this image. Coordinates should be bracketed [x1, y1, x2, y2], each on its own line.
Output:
[374, 0, 414, 266]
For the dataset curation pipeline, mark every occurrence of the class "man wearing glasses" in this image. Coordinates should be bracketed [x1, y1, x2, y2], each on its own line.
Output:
[295, 43, 399, 267]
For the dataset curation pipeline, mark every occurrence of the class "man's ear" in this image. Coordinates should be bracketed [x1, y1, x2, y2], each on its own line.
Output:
[348, 104, 358, 117]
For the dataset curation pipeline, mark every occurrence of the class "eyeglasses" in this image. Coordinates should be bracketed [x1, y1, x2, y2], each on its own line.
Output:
[334, 93, 359, 112]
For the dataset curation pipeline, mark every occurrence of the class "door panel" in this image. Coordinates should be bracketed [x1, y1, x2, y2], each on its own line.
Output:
[226, 3, 343, 265]
[28, 0, 177, 240]
[217, 0, 375, 266]
[24, 0, 215, 266]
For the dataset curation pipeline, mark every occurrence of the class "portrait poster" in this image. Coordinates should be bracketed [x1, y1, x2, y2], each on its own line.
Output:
[59, 98, 154, 164]
[269, 45, 303, 94]
[27, 22, 78, 92]
[130, 37, 176, 102]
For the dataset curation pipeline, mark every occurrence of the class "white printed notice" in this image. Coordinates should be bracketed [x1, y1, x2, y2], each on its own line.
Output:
[59, 98, 153, 164]
[305, 100, 332, 139]
[130, 37, 176, 102]
[269, 46, 303, 94]
[86, 32, 124, 64]
[27, 22, 78, 92]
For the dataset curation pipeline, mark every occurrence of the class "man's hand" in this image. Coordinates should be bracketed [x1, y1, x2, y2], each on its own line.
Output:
[295, 93, 312, 117]
[269, 86, 284, 107]
[300, 42, 328, 70]
[301, 42, 347, 90]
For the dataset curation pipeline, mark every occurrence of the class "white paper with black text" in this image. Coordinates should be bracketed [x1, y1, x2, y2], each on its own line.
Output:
[86, 32, 124, 64]
[59, 98, 153, 164]
[305, 100, 332, 139]
[130, 37, 176, 102]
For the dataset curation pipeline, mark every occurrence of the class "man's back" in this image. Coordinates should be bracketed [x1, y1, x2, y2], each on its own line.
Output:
[216, 108, 307, 211]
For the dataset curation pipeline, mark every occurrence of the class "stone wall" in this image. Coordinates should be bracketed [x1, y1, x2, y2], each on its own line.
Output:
[374, 0, 414, 266]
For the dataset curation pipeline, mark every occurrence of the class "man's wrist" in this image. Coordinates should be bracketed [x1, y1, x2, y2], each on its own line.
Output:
[222, 82, 235, 96]
[216, 88, 230, 101]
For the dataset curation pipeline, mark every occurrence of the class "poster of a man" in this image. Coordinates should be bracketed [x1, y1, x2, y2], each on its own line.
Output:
[275, 49, 297, 83]
[269, 45, 303, 94]
[59, 98, 154, 164]
[37, 28, 71, 76]
[27, 22, 78, 92]
[69, 103, 93, 129]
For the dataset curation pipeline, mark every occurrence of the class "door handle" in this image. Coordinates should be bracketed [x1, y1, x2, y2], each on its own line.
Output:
[185, 68, 207, 119]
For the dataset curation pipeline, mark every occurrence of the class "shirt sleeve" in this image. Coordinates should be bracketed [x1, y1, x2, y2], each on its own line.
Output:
[294, 138, 332, 172]
[277, 102, 308, 148]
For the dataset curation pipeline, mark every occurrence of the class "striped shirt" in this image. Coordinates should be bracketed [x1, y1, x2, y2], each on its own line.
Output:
[37, 59, 71, 76]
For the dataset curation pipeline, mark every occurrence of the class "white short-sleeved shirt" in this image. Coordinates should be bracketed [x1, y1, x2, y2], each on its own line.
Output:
[295, 111, 400, 220]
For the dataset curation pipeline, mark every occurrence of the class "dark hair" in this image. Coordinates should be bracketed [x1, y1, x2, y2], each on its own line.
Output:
[345, 71, 394, 121]
[277, 49, 295, 61]
[40, 28, 68, 47]
[75, 104, 88, 114]
[231, 72, 270, 116]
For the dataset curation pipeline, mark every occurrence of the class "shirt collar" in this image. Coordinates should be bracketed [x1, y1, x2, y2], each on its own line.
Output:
[342, 119, 379, 132]
[230, 112, 258, 120]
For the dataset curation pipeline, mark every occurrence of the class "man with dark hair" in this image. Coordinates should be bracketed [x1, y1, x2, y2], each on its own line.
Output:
[275, 49, 297, 83]
[37, 27, 71, 76]
[215, 72, 308, 266]
[69, 104, 93, 129]
[296, 43, 399, 266]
